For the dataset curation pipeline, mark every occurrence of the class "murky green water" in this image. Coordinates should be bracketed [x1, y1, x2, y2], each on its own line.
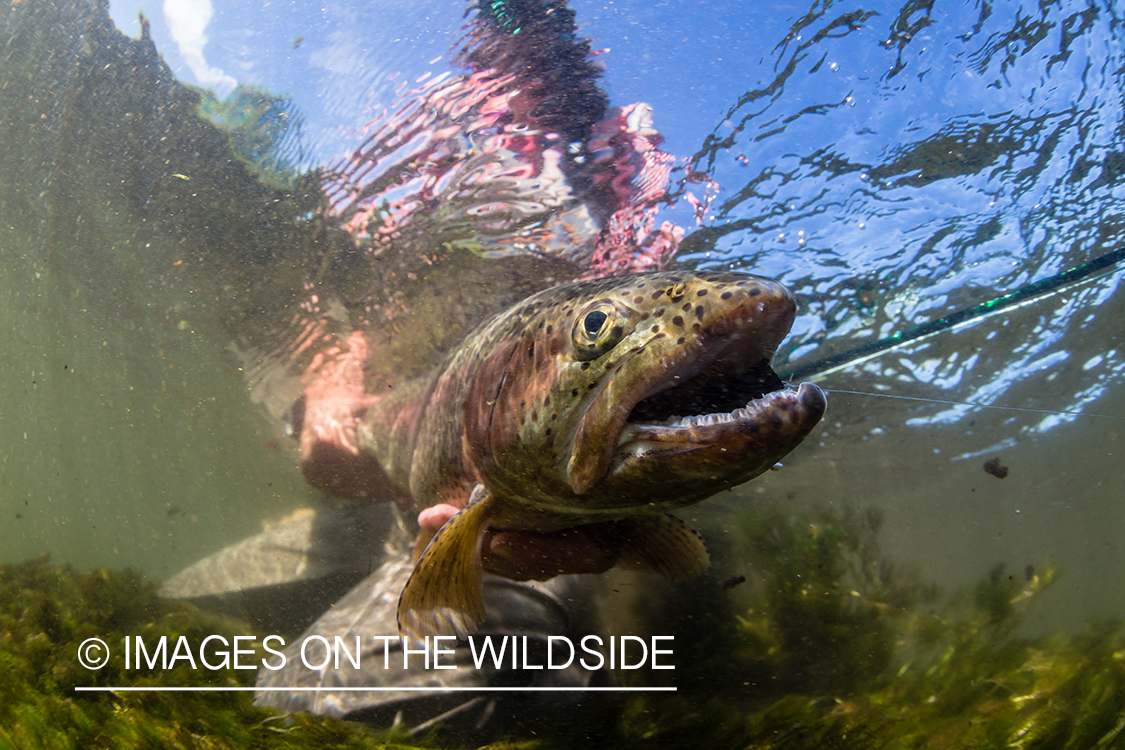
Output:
[0, 229, 316, 575]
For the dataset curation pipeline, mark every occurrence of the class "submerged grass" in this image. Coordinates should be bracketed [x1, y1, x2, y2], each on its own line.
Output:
[619, 508, 1125, 749]
[2, 509, 1124, 749]
[0, 556, 425, 750]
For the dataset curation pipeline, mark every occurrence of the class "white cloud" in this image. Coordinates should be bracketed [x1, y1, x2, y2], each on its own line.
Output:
[163, 0, 236, 95]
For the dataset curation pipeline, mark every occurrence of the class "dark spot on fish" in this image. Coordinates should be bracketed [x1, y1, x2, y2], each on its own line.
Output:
[544, 395, 551, 406]
[551, 412, 558, 420]
[531, 411, 538, 421]
[676, 337, 685, 345]
[693, 323, 701, 331]
[681, 303, 691, 312]
[749, 288, 761, 297]
[571, 389, 579, 397]
[588, 382, 598, 390]
[695, 305, 704, 319]
[640, 312, 649, 321]
[721, 575, 746, 590]
[546, 324, 553, 334]
[581, 362, 590, 370]
[651, 290, 664, 299]
[633, 295, 644, 304]
[983, 457, 1009, 479]
[697, 289, 708, 297]
[672, 316, 684, 327]
[654, 308, 665, 317]
[721, 291, 733, 300]
[770, 416, 783, 429]
[610, 325, 623, 339]
[545, 428, 552, 436]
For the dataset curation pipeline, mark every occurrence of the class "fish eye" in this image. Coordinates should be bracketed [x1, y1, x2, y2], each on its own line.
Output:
[583, 310, 608, 335]
[572, 300, 629, 360]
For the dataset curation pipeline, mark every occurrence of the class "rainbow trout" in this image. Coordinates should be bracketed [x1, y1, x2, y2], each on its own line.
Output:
[355, 271, 826, 639]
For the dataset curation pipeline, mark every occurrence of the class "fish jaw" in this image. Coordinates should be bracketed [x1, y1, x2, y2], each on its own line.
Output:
[595, 382, 827, 507]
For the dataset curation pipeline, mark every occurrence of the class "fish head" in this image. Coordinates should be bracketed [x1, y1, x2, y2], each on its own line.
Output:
[461, 271, 826, 519]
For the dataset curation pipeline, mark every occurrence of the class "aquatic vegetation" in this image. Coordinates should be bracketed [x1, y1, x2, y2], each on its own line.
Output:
[618, 508, 1125, 749]
[4, 512, 1123, 749]
[0, 556, 426, 749]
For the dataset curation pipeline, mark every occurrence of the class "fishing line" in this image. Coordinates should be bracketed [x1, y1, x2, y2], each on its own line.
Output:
[823, 389, 1124, 420]
[778, 244, 1125, 383]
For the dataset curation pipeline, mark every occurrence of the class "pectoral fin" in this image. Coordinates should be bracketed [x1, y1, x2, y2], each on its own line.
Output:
[397, 485, 496, 641]
[617, 513, 710, 581]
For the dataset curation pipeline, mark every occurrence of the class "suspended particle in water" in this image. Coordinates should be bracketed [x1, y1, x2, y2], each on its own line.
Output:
[983, 457, 1009, 479]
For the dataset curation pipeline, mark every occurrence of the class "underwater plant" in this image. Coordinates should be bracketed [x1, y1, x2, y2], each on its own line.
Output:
[617, 507, 1125, 749]
[0, 557, 430, 749]
[5, 505, 1122, 750]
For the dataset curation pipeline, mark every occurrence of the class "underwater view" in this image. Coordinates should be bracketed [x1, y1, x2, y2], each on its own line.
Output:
[1, 0, 1124, 747]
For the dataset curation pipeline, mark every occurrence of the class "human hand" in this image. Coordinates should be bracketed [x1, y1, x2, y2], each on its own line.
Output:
[417, 504, 621, 581]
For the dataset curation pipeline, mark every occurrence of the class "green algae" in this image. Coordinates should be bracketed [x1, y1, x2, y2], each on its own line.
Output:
[618, 508, 1125, 749]
[4, 507, 1124, 750]
[0, 557, 427, 750]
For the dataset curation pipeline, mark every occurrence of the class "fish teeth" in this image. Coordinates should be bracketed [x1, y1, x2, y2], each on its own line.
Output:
[680, 411, 736, 428]
[641, 390, 794, 430]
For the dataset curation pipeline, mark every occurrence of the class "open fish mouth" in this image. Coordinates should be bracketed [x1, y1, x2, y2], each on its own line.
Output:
[601, 351, 825, 501]
[626, 356, 787, 427]
[580, 335, 824, 506]
[622, 379, 826, 442]
[619, 345, 826, 445]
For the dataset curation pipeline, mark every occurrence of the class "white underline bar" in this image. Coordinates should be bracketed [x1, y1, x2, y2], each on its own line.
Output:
[75, 686, 675, 692]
